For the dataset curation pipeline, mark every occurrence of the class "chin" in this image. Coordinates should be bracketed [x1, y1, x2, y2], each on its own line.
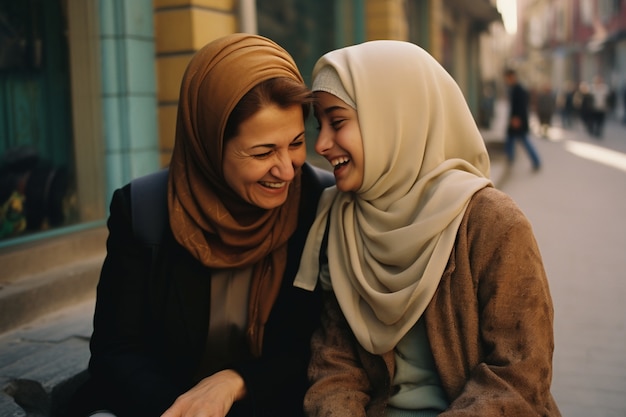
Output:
[257, 196, 289, 210]
[336, 181, 356, 193]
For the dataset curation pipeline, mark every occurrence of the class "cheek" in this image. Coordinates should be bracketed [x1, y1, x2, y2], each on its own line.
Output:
[224, 160, 258, 191]
[347, 127, 364, 159]
[292, 146, 307, 167]
[336, 131, 353, 152]
[244, 163, 270, 183]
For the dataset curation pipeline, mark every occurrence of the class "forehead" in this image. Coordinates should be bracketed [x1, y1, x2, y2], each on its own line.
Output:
[313, 91, 353, 112]
[229, 104, 304, 146]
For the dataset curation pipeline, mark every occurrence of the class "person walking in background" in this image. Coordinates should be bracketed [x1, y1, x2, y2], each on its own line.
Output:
[574, 81, 593, 134]
[535, 82, 556, 138]
[588, 75, 610, 138]
[622, 86, 626, 125]
[479, 84, 495, 129]
[66, 33, 334, 417]
[295, 40, 561, 417]
[557, 80, 576, 129]
[503, 68, 541, 170]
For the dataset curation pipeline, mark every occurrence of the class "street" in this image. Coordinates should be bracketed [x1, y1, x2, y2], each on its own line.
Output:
[487, 111, 626, 417]
[1, 106, 624, 417]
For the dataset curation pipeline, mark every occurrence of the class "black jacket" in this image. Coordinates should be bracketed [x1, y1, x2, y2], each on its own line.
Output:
[507, 83, 530, 135]
[67, 163, 333, 417]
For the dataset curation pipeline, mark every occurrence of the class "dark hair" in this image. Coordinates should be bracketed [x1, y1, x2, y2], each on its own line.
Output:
[504, 68, 517, 77]
[224, 77, 313, 141]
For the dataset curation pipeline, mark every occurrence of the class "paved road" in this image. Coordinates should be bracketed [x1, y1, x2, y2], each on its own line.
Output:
[487, 113, 626, 417]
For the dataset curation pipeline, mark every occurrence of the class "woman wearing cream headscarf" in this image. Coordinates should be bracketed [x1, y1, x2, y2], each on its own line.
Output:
[295, 41, 561, 417]
[67, 34, 333, 417]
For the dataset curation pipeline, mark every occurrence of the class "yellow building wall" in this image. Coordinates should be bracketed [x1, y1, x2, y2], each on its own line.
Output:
[153, 0, 237, 166]
[152, 0, 471, 165]
[365, 0, 408, 41]
[429, 0, 443, 63]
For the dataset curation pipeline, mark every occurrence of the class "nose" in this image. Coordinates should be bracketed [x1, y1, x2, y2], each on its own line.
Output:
[315, 125, 331, 156]
[269, 150, 295, 180]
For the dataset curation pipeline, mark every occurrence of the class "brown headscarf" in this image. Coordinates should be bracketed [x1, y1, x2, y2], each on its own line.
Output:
[167, 33, 305, 357]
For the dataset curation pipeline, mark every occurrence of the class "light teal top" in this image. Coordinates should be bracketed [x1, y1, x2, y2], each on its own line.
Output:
[386, 408, 440, 417]
[386, 319, 448, 416]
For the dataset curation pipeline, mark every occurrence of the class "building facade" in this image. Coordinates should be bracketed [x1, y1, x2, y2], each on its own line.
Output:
[0, 0, 500, 337]
[511, 0, 626, 117]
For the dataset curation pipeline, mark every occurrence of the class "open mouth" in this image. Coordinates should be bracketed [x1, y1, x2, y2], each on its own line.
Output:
[259, 181, 286, 189]
[331, 156, 350, 171]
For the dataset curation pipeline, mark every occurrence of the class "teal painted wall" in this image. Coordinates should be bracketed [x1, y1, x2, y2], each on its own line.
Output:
[99, 0, 159, 203]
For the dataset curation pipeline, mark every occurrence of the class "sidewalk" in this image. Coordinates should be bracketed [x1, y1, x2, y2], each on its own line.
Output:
[0, 299, 94, 416]
[0, 101, 515, 416]
[494, 116, 626, 417]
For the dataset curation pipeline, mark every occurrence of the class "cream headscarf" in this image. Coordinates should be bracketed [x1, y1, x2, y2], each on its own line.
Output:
[294, 40, 492, 354]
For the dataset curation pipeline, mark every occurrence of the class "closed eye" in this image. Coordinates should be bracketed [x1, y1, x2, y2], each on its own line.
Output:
[251, 150, 273, 159]
[251, 133, 305, 158]
[331, 119, 346, 130]
[290, 139, 305, 149]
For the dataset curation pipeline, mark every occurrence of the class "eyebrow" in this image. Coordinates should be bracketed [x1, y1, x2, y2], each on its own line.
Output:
[313, 105, 348, 120]
[323, 105, 348, 114]
[249, 131, 305, 149]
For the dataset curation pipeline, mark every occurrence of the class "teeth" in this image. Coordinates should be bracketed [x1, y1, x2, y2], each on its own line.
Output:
[260, 181, 286, 189]
[331, 156, 350, 167]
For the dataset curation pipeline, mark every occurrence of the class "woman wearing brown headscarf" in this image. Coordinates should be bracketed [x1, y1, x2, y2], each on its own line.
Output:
[67, 34, 333, 417]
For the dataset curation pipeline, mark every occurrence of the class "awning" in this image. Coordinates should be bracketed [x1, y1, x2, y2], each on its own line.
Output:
[446, 0, 502, 26]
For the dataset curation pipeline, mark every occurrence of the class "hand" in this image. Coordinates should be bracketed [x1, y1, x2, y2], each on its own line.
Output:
[511, 116, 522, 129]
[160, 369, 247, 417]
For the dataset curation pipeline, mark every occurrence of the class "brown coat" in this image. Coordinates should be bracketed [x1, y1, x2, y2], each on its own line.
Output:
[305, 187, 561, 417]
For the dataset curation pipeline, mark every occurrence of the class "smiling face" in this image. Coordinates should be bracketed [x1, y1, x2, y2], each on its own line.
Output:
[223, 104, 306, 209]
[314, 91, 364, 192]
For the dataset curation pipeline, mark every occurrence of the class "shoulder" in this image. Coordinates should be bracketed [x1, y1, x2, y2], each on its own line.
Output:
[301, 163, 334, 190]
[290, 164, 334, 245]
[467, 186, 520, 212]
[455, 187, 544, 283]
[299, 163, 334, 210]
[514, 84, 529, 97]
[463, 187, 533, 239]
[129, 168, 170, 246]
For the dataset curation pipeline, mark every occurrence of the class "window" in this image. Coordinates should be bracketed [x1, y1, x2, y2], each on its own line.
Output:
[0, 0, 104, 245]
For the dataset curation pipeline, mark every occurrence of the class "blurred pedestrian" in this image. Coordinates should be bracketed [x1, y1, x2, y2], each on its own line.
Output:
[557, 80, 576, 129]
[573, 81, 592, 134]
[588, 75, 610, 138]
[535, 82, 556, 138]
[623, 86, 626, 125]
[479, 84, 495, 129]
[503, 68, 541, 170]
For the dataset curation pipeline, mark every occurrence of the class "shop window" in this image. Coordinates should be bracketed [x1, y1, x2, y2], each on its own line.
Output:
[0, 0, 103, 244]
[0, 0, 72, 241]
[257, 0, 336, 86]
